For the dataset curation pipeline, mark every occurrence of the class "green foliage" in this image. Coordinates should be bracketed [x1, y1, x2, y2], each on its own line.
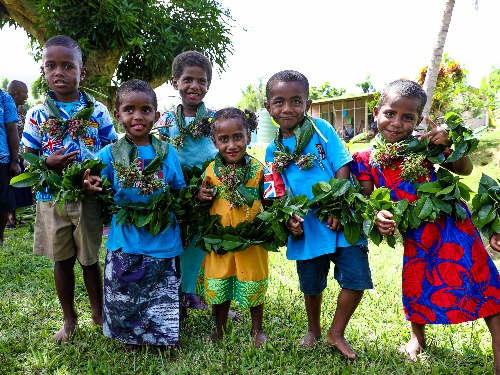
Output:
[1, 77, 8, 90]
[471, 173, 500, 238]
[355, 74, 375, 93]
[195, 190, 310, 254]
[236, 77, 265, 111]
[309, 82, 345, 100]
[480, 65, 500, 124]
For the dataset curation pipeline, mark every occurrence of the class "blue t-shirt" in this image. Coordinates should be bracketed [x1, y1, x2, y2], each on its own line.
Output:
[156, 110, 217, 168]
[265, 117, 367, 261]
[97, 142, 186, 258]
[0, 90, 20, 163]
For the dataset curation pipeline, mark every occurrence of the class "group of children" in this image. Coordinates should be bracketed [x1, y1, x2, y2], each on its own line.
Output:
[18, 34, 500, 372]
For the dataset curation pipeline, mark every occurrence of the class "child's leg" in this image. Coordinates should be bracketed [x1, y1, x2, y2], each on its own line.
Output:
[210, 300, 231, 342]
[81, 261, 103, 326]
[484, 313, 500, 374]
[398, 322, 426, 360]
[52, 255, 78, 343]
[249, 303, 267, 348]
[301, 293, 322, 347]
[326, 288, 363, 360]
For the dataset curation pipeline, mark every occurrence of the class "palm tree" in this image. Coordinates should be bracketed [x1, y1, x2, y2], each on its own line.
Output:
[417, 0, 478, 132]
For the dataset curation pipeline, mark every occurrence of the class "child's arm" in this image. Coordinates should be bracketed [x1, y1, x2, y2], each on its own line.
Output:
[490, 233, 500, 252]
[197, 178, 214, 201]
[287, 213, 304, 236]
[82, 168, 103, 194]
[418, 116, 473, 176]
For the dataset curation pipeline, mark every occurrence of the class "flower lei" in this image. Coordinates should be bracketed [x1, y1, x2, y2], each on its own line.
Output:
[40, 91, 97, 140]
[111, 135, 169, 195]
[370, 133, 430, 182]
[164, 103, 211, 148]
[272, 116, 322, 172]
[213, 152, 256, 212]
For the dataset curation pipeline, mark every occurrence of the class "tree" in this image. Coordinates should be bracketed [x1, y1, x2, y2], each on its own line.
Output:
[479, 66, 500, 124]
[309, 82, 345, 100]
[418, 0, 478, 131]
[0, 0, 234, 109]
[1, 77, 8, 90]
[355, 75, 375, 94]
[237, 78, 266, 112]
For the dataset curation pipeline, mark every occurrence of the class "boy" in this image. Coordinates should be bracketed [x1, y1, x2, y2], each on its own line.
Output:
[155, 51, 219, 313]
[21, 35, 118, 343]
[264, 70, 372, 359]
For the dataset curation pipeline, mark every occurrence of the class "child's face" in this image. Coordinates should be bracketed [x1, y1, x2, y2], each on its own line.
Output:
[374, 94, 423, 143]
[114, 91, 160, 146]
[264, 81, 311, 138]
[172, 66, 209, 113]
[213, 117, 250, 168]
[41, 45, 86, 102]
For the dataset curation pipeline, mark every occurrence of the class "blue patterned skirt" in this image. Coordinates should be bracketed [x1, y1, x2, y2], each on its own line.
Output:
[103, 250, 181, 346]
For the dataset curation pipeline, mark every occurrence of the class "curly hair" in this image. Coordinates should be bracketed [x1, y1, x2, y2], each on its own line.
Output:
[378, 79, 427, 116]
[172, 51, 212, 84]
[43, 35, 84, 67]
[115, 79, 157, 111]
[265, 70, 309, 100]
[199, 107, 258, 139]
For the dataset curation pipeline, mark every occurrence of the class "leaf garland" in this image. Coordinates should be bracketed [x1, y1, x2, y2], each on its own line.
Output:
[113, 187, 184, 237]
[195, 190, 309, 255]
[471, 174, 500, 239]
[10, 152, 110, 212]
[308, 178, 368, 245]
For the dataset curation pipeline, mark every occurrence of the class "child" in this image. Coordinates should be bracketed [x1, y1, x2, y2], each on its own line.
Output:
[21, 35, 118, 343]
[195, 108, 268, 348]
[350, 79, 500, 371]
[264, 70, 373, 359]
[83, 79, 186, 348]
[155, 51, 217, 312]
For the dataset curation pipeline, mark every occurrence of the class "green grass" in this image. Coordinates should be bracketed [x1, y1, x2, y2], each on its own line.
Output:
[2, 126, 500, 374]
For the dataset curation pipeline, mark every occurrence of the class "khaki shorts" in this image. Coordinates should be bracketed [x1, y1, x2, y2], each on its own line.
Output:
[34, 199, 103, 266]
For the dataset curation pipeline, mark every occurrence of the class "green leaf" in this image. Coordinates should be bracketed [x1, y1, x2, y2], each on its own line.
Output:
[344, 223, 361, 245]
[10, 172, 41, 187]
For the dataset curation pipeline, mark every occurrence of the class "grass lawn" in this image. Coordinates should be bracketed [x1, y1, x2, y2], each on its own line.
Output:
[1, 126, 500, 374]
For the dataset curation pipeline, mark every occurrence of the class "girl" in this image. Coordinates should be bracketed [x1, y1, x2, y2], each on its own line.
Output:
[350, 79, 500, 372]
[83, 79, 186, 348]
[195, 107, 268, 348]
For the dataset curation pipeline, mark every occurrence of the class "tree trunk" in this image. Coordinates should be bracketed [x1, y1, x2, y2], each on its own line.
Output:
[417, 0, 455, 133]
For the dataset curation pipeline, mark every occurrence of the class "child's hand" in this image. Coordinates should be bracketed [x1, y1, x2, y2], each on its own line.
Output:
[82, 168, 102, 194]
[490, 233, 500, 253]
[45, 147, 80, 172]
[417, 117, 451, 146]
[327, 216, 342, 231]
[375, 210, 396, 236]
[197, 179, 213, 201]
[287, 213, 304, 236]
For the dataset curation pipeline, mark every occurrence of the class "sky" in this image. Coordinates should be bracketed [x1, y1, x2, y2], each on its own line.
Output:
[1, 0, 499, 111]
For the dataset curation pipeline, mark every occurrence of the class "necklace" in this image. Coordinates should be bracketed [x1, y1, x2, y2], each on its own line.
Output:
[272, 116, 322, 172]
[40, 91, 97, 140]
[164, 103, 211, 148]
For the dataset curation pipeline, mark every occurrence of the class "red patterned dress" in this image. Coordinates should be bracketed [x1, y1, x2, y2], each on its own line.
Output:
[351, 150, 500, 324]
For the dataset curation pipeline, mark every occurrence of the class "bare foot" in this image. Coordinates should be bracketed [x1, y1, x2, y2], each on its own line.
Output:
[252, 330, 267, 348]
[299, 331, 321, 348]
[52, 319, 77, 344]
[326, 330, 357, 360]
[228, 310, 242, 322]
[398, 336, 423, 361]
[92, 314, 103, 327]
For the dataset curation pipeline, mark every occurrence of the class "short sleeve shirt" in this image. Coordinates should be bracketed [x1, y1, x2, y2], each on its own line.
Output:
[0, 90, 20, 163]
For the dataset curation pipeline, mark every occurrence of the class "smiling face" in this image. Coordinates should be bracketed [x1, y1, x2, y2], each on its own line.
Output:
[264, 81, 312, 138]
[114, 91, 160, 146]
[41, 45, 85, 102]
[172, 65, 209, 117]
[374, 94, 423, 143]
[213, 117, 250, 168]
